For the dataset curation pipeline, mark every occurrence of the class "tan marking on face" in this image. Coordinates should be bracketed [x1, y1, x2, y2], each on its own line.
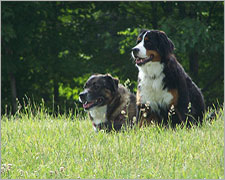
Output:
[144, 36, 149, 41]
[137, 37, 142, 41]
[168, 89, 179, 106]
[146, 50, 161, 62]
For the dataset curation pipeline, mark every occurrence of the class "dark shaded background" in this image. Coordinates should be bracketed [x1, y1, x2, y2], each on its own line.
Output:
[2, 1, 224, 115]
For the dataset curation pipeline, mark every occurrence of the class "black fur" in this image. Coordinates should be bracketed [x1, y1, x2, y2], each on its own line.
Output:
[162, 55, 205, 125]
[134, 30, 205, 127]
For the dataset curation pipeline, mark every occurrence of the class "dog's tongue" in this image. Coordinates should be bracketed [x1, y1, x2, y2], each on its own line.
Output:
[83, 101, 94, 109]
[136, 58, 145, 64]
[136, 55, 154, 64]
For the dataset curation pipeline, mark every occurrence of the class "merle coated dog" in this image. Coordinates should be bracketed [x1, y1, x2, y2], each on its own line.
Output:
[79, 74, 136, 131]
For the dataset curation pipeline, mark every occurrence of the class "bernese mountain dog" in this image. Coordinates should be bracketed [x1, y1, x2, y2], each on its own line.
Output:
[131, 30, 205, 127]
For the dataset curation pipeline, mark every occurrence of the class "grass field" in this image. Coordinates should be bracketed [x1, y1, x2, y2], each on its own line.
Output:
[1, 105, 224, 179]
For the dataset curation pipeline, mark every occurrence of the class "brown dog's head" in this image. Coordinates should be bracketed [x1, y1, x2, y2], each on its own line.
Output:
[79, 74, 119, 110]
[131, 30, 174, 66]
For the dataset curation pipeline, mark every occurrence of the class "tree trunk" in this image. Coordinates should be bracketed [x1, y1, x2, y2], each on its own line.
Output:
[9, 72, 18, 114]
[189, 51, 199, 82]
[53, 79, 59, 113]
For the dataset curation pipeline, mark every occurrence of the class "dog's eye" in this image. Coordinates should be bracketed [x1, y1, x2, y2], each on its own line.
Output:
[144, 37, 151, 43]
[136, 39, 141, 44]
[136, 37, 142, 44]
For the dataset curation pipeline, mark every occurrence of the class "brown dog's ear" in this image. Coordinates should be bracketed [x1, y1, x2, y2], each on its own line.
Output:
[104, 74, 119, 93]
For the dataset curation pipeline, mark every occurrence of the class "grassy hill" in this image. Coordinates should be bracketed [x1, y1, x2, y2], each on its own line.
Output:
[1, 105, 224, 179]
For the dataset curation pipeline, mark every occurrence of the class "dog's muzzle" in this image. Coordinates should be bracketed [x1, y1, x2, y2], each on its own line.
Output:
[131, 48, 154, 66]
[79, 91, 105, 110]
[131, 48, 140, 58]
[79, 91, 87, 103]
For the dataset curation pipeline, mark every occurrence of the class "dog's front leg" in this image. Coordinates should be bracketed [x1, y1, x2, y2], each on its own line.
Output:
[136, 88, 142, 126]
[136, 105, 141, 124]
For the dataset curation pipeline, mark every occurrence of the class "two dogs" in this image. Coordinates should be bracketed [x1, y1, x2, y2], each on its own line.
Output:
[79, 30, 205, 131]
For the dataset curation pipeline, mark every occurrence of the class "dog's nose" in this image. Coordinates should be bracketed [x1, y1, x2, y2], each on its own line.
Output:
[132, 48, 140, 57]
[79, 92, 87, 102]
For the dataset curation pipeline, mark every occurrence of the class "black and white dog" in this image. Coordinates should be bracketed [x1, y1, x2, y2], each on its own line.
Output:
[131, 30, 205, 127]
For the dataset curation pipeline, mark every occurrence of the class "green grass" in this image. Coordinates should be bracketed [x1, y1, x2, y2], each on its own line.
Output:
[1, 105, 224, 179]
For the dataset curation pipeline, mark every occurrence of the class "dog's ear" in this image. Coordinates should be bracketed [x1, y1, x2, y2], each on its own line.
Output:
[157, 31, 175, 58]
[104, 74, 119, 93]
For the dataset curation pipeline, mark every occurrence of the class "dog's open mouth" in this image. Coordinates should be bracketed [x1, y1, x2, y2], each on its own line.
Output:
[82, 97, 104, 110]
[136, 54, 154, 66]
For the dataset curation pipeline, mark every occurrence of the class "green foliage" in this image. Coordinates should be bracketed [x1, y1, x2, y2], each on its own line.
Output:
[1, 1, 224, 114]
[117, 28, 139, 54]
[1, 104, 224, 179]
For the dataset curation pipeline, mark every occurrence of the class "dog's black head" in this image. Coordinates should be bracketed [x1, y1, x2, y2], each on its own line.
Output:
[131, 30, 174, 66]
[79, 74, 119, 110]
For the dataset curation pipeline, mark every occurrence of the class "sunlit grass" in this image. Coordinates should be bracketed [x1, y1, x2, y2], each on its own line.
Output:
[1, 104, 224, 179]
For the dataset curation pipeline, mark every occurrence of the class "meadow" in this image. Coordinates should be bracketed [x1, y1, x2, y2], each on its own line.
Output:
[1, 104, 224, 179]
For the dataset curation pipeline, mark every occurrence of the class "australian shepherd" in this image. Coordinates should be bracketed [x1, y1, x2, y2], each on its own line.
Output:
[79, 74, 136, 132]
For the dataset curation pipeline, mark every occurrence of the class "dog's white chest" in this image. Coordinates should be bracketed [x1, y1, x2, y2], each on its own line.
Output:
[138, 62, 173, 112]
[89, 105, 107, 125]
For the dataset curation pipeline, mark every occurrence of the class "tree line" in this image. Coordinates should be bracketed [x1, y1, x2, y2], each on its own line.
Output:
[2, 1, 224, 115]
